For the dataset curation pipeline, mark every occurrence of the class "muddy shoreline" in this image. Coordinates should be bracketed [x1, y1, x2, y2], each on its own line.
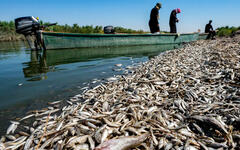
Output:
[0, 31, 25, 42]
[1, 36, 240, 149]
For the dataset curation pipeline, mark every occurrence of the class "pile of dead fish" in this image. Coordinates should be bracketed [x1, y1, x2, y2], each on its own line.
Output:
[1, 36, 240, 150]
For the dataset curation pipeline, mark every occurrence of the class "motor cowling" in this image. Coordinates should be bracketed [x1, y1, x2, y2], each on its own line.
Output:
[104, 26, 115, 34]
[15, 16, 40, 35]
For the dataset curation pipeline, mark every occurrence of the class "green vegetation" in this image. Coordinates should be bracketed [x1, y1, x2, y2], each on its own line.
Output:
[0, 20, 15, 32]
[216, 26, 240, 37]
[114, 27, 145, 34]
[44, 23, 146, 34]
[0, 20, 147, 41]
[43, 23, 104, 33]
[0, 20, 25, 41]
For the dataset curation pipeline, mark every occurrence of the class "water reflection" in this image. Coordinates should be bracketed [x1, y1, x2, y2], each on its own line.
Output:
[23, 50, 49, 81]
[22, 44, 181, 81]
[47, 44, 182, 65]
[0, 41, 27, 60]
[0, 41, 28, 51]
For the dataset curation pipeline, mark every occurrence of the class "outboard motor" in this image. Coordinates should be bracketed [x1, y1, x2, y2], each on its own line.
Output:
[15, 16, 40, 35]
[104, 26, 115, 34]
[15, 16, 56, 50]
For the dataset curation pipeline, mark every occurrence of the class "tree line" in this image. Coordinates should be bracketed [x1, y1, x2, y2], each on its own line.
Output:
[216, 26, 240, 37]
[0, 20, 239, 37]
[0, 21, 15, 33]
[0, 20, 145, 34]
[42, 21, 146, 34]
[0, 21, 24, 41]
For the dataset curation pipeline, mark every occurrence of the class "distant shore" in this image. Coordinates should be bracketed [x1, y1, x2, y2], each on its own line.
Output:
[0, 31, 25, 42]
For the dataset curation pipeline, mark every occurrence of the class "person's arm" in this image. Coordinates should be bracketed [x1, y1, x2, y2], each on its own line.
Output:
[173, 11, 179, 22]
[210, 25, 213, 31]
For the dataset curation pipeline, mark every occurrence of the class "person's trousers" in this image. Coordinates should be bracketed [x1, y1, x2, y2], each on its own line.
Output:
[207, 31, 216, 39]
[149, 21, 160, 33]
[170, 23, 177, 33]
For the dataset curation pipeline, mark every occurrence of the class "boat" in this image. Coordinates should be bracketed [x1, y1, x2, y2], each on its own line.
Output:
[14, 16, 202, 50]
[198, 33, 208, 40]
[42, 32, 199, 50]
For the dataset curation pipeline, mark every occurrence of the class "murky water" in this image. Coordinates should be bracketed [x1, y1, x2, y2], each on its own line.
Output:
[0, 41, 181, 135]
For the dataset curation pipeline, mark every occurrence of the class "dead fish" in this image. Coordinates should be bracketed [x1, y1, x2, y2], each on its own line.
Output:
[106, 77, 118, 82]
[153, 81, 168, 85]
[74, 144, 89, 150]
[6, 121, 19, 134]
[56, 121, 64, 131]
[0, 143, 5, 150]
[68, 127, 76, 136]
[91, 80, 98, 84]
[0, 136, 6, 143]
[189, 115, 228, 135]
[19, 131, 30, 137]
[197, 141, 208, 150]
[79, 124, 92, 134]
[67, 100, 73, 105]
[55, 140, 64, 150]
[95, 125, 107, 143]
[86, 121, 97, 129]
[35, 109, 60, 117]
[48, 100, 61, 105]
[113, 68, 122, 72]
[184, 145, 198, 150]
[178, 128, 195, 138]
[48, 106, 54, 110]
[67, 135, 89, 147]
[115, 64, 122, 67]
[86, 118, 102, 124]
[115, 114, 126, 123]
[94, 133, 149, 150]
[102, 101, 109, 112]
[32, 121, 38, 127]
[6, 139, 26, 150]
[164, 142, 173, 150]
[19, 114, 35, 121]
[206, 141, 228, 149]
[103, 118, 121, 127]
[39, 137, 55, 149]
[150, 128, 158, 146]
[79, 111, 92, 117]
[24, 135, 33, 150]
[6, 135, 16, 141]
[88, 136, 95, 150]
[192, 123, 204, 136]
[124, 127, 140, 136]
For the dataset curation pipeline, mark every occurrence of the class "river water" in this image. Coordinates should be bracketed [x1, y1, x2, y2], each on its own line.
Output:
[0, 41, 181, 135]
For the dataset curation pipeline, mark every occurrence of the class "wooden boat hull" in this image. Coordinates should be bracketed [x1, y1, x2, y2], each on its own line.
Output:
[198, 33, 208, 40]
[42, 32, 199, 50]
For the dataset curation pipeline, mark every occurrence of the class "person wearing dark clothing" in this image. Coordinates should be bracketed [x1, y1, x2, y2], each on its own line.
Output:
[169, 8, 181, 33]
[149, 3, 162, 33]
[205, 20, 216, 39]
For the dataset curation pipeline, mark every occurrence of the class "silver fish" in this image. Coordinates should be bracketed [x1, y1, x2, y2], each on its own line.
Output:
[95, 133, 149, 150]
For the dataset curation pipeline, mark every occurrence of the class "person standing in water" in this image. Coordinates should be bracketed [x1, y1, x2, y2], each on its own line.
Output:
[169, 8, 181, 33]
[149, 3, 162, 34]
